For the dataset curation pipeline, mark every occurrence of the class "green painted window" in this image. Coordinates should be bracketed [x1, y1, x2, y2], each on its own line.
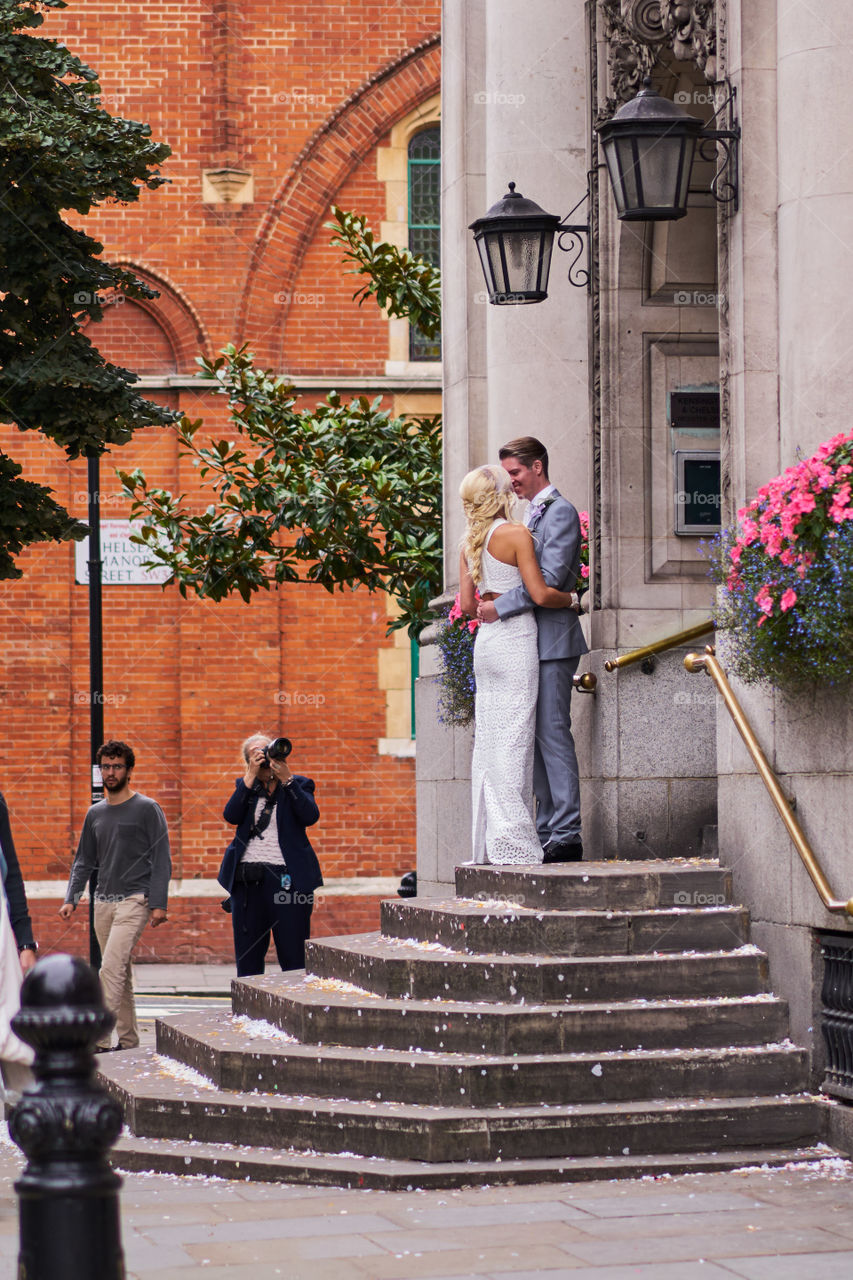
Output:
[408, 126, 441, 362]
[410, 631, 420, 738]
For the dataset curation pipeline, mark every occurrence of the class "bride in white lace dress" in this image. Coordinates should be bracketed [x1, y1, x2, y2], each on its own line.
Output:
[458, 465, 577, 864]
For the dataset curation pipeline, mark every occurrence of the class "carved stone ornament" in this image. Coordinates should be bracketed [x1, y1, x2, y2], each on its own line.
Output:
[623, 0, 666, 42]
[659, 1, 717, 81]
[600, 0, 717, 113]
[600, 0, 663, 113]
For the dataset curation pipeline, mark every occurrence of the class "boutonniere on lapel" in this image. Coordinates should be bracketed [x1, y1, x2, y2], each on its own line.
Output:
[529, 496, 556, 524]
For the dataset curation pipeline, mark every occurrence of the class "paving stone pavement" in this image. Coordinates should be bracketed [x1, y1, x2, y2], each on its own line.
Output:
[2, 1128, 853, 1280]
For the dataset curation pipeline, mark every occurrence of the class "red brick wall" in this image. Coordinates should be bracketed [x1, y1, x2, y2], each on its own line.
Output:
[0, 1, 440, 940]
[28, 894, 390, 965]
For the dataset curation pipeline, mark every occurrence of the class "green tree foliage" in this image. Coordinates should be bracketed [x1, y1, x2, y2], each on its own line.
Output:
[121, 348, 442, 636]
[121, 208, 443, 635]
[328, 206, 441, 340]
[0, 0, 177, 577]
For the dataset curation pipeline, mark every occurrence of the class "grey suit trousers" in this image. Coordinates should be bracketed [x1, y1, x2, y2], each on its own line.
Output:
[534, 655, 582, 845]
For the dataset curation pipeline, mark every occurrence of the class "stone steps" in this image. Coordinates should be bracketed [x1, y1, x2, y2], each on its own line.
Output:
[231, 974, 792, 1054]
[453, 860, 733, 910]
[97, 1052, 822, 1164]
[111, 1136, 832, 1190]
[379, 898, 750, 954]
[150, 1010, 809, 1106]
[99, 859, 832, 1187]
[303, 932, 772, 1002]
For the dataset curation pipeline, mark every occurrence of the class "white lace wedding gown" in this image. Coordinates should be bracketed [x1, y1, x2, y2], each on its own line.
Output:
[470, 520, 543, 864]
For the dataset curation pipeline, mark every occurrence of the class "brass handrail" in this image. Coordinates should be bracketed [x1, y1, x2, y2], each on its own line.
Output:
[604, 619, 715, 672]
[573, 672, 597, 694]
[685, 645, 853, 917]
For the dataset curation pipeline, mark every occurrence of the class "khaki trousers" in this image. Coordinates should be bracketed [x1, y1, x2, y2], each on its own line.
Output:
[93, 894, 150, 1049]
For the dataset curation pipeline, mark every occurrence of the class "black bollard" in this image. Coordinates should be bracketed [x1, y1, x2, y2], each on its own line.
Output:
[397, 870, 417, 898]
[9, 954, 125, 1280]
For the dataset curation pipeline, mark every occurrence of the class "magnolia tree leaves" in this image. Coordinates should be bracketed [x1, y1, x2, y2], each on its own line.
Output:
[328, 206, 441, 340]
[122, 209, 443, 636]
[121, 347, 442, 636]
[0, 0, 177, 575]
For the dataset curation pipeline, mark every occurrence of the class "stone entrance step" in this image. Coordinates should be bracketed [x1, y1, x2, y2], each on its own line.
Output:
[97, 1051, 822, 1164]
[150, 1010, 808, 1107]
[454, 860, 734, 910]
[303, 932, 771, 1002]
[231, 974, 792, 1054]
[111, 1136, 832, 1190]
[379, 898, 750, 955]
[100, 859, 832, 1187]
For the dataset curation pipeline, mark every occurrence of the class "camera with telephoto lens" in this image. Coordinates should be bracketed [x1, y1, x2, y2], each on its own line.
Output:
[262, 736, 292, 764]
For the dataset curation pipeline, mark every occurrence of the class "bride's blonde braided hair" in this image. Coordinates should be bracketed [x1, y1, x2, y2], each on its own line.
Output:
[459, 464, 520, 585]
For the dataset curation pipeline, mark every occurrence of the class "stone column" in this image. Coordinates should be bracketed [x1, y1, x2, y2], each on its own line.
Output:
[417, 0, 590, 894]
[440, 0, 488, 577]
[415, 0, 487, 896]
[482, 0, 591, 488]
[777, 4, 853, 459]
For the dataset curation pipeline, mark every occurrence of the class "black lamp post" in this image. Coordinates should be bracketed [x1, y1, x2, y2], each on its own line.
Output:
[86, 451, 104, 969]
[596, 78, 704, 221]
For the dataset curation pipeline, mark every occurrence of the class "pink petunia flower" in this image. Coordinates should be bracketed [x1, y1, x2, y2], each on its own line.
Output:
[740, 517, 759, 545]
[780, 588, 797, 612]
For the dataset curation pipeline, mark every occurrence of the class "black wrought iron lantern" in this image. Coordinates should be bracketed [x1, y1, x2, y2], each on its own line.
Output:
[468, 183, 562, 304]
[597, 79, 705, 221]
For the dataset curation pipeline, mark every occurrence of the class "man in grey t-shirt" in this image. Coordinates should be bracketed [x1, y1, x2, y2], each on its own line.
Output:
[60, 740, 171, 1050]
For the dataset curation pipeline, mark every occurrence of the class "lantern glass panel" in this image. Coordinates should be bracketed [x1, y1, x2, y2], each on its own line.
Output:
[603, 137, 637, 215]
[536, 231, 554, 294]
[476, 234, 500, 293]
[487, 231, 513, 291]
[634, 133, 693, 209]
[601, 127, 699, 219]
[479, 228, 553, 300]
[675, 136, 697, 208]
[507, 229, 545, 292]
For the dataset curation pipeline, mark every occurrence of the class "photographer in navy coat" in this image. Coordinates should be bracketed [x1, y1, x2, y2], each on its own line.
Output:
[219, 734, 323, 976]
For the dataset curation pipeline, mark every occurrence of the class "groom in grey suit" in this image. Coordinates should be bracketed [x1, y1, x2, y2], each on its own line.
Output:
[477, 436, 588, 861]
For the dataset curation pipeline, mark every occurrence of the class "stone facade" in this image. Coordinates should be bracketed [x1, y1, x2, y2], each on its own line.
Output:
[430, 0, 853, 1071]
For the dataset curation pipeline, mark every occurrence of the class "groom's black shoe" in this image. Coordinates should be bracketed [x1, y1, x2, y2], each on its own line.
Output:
[543, 839, 584, 863]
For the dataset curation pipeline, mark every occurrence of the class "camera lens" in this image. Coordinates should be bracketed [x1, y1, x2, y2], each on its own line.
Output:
[266, 737, 292, 760]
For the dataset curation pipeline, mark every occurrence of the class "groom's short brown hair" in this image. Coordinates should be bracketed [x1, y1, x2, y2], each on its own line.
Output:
[498, 436, 549, 477]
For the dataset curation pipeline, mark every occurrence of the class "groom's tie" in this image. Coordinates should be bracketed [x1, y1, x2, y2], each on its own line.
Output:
[527, 501, 546, 529]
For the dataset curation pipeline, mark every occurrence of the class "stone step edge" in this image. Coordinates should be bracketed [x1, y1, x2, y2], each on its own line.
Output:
[306, 931, 765, 965]
[455, 859, 726, 875]
[387, 901, 743, 919]
[233, 979, 786, 1018]
[112, 1137, 837, 1190]
[99, 1057, 821, 1122]
[233, 977, 783, 1018]
[155, 1015, 804, 1070]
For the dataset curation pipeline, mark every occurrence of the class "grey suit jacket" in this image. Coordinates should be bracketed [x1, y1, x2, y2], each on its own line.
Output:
[493, 490, 589, 661]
